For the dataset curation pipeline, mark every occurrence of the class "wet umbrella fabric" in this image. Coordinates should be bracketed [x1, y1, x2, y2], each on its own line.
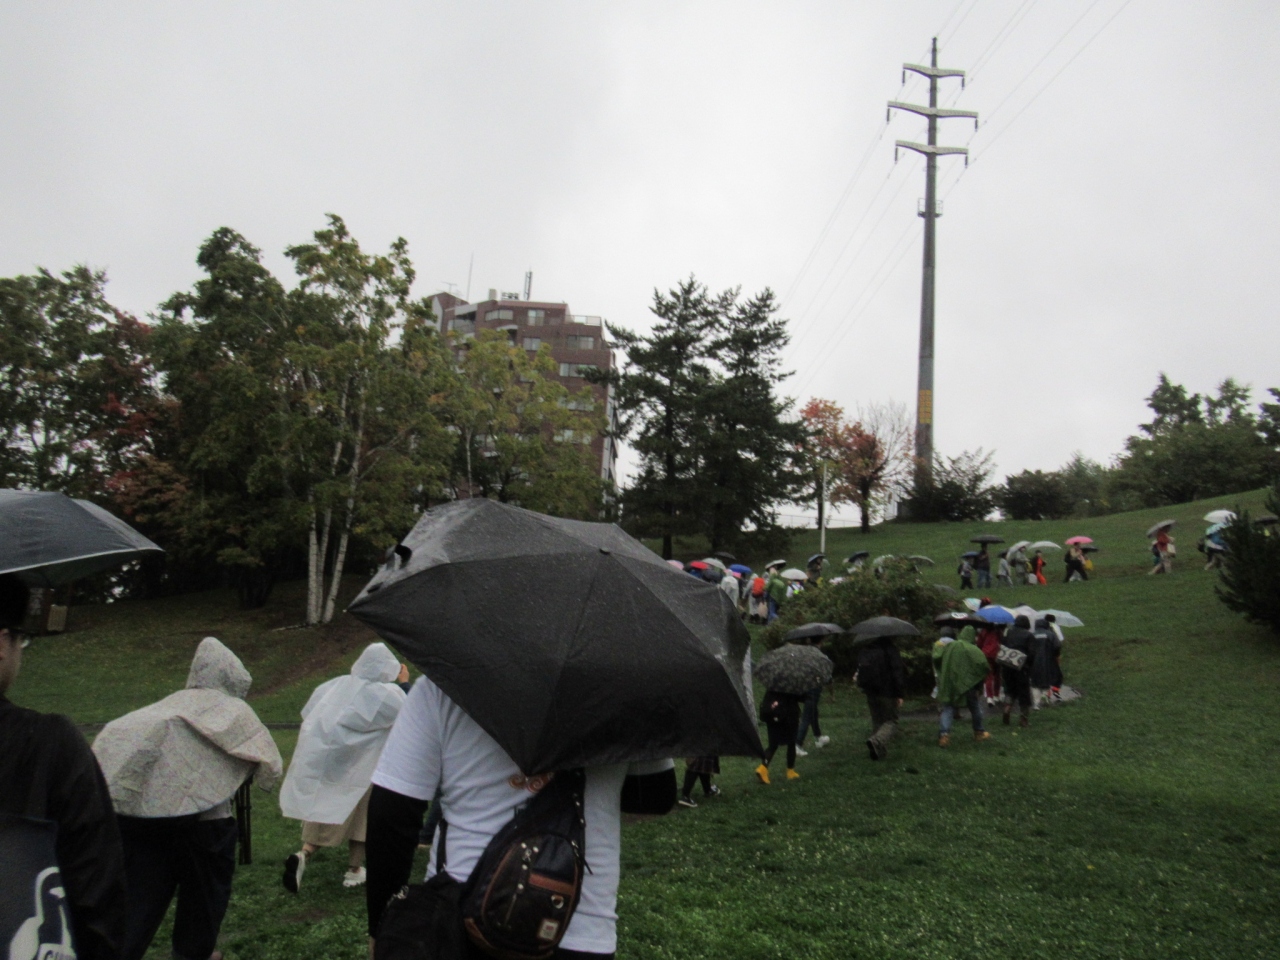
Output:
[850, 616, 921, 639]
[753, 644, 833, 696]
[783, 622, 845, 642]
[846, 551, 870, 563]
[1145, 519, 1177, 538]
[0, 489, 163, 586]
[780, 568, 808, 581]
[1039, 609, 1084, 628]
[1029, 541, 1061, 551]
[728, 564, 753, 576]
[347, 498, 762, 774]
[960, 551, 980, 559]
[1257, 515, 1279, 526]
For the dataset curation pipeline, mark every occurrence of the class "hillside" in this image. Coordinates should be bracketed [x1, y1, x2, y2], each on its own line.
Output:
[8, 489, 1279, 959]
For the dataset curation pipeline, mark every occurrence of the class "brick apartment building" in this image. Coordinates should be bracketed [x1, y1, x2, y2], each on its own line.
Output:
[429, 290, 619, 486]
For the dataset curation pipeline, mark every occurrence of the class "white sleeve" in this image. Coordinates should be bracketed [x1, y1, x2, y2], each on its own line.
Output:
[371, 677, 442, 801]
[625, 758, 675, 776]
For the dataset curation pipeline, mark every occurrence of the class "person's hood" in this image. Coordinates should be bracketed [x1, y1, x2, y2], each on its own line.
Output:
[958, 626, 976, 645]
[185, 637, 251, 699]
[351, 642, 400, 683]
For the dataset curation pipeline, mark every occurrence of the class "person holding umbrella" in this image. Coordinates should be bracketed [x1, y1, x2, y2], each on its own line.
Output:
[974, 545, 992, 588]
[753, 640, 833, 782]
[0, 573, 128, 960]
[996, 551, 1013, 587]
[852, 617, 913, 761]
[1001, 615, 1037, 728]
[957, 553, 976, 590]
[1147, 521, 1176, 574]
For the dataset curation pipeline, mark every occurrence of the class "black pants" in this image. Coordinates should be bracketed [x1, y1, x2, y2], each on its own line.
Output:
[118, 814, 237, 960]
[1002, 669, 1032, 714]
[682, 770, 712, 797]
[761, 719, 797, 768]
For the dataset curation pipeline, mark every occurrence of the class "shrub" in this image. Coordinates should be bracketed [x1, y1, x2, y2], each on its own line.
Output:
[760, 560, 957, 694]
[1216, 486, 1280, 633]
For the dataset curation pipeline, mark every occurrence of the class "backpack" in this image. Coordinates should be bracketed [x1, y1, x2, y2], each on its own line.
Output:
[751, 576, 766, 598]
[376, 769, 587, 960]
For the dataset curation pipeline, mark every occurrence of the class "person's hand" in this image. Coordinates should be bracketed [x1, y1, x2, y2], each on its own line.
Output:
[397, 663, 410, 684]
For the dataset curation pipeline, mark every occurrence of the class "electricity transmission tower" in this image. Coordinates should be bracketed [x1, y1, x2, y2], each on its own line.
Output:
[888, 37, 977, 474]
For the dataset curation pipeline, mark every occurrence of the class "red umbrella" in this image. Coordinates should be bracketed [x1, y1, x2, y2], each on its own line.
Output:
[1065, 536, 1093, 545]
[688, 560, 709, 570]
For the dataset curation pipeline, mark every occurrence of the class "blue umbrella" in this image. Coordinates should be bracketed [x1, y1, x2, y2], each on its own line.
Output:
[729, 563, 753, 576]
[977, 605, 1016, 625]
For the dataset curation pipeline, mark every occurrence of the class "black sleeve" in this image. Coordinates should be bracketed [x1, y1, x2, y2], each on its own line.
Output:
[48, 719, 128, 960]
[887, 648, 907, 699]
[620, 768, 677, 816]
[366, 784, 429, 938]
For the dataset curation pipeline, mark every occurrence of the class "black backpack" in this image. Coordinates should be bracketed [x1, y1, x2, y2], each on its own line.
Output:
[376, 769, 587, 960]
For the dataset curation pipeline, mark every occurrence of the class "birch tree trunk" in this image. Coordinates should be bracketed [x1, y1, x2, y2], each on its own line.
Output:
[322, 401, 365, 623]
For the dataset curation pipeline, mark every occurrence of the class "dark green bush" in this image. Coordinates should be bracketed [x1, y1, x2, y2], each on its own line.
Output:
[760, 560, 957, 694]
[1216, 486, 1280, 633]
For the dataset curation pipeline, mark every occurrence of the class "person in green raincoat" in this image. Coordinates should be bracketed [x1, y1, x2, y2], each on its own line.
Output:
[765, 568, 789, 622]
[933, 626, 991, 747]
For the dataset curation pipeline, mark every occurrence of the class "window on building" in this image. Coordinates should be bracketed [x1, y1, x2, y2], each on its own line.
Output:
[527, 309, 545, 325]
[562, 397, 595, 411]
[559, 362, 597, 378]
[487, 309, 514, 322]
[564, 335, 595, 351]
[522, 337, 542, 351]
[450, 317, 475, 334]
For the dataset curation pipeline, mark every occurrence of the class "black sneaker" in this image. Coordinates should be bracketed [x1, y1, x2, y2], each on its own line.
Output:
[282, 852, 305, 893]
[866, 738, 879, 761]
[707, 784, 721, 798]
[677, 796, 697, 808]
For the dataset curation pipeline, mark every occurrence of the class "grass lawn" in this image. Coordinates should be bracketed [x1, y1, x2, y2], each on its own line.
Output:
[9, 489, 1280, 958]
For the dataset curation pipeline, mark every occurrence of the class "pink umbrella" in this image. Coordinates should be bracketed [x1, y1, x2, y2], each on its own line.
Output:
[1065, 536, 1093, 545]
[666, 559, 685, 569]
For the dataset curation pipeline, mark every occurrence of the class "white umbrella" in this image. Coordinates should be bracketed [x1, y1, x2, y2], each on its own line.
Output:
[1145, 519, 1176, 538]
[1203, 509, 1236, 525]
[1039, 609, 1084, 628]
[780, 568, 808, 581]
[963, 597, 982, 611]
[1028, 541, 1061, 551]
[700, 557, 726, 571]
[1006, 540, 1031, 556]
[1012, 604, 1039, 622]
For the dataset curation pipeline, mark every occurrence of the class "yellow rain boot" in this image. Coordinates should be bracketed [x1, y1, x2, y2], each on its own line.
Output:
[937, 733, 950, 748]
[786, 768, 801, 781]
[755, 764, 770, 785]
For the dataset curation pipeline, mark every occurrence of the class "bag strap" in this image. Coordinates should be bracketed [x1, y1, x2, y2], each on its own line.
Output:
[436, 818, 448, 873]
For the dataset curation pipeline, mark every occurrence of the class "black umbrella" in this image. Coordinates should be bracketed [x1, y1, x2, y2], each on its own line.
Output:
[783, 622, 845, 642]
[846, 551, 870, 563]
[753, 644, 833, 695]
[970, 534, 1004, 544]
[1256, 514, 1278, 526]
[934, 611, 985, 626]
[807, 553, 826, 565]
[348, 498, 762, 774]
[0, 490, 163, 586]
[851, 616, 922, 639]
[960, 551, 980, 559]
[1081, 544, 1100, 553]
[712, 550, 737, 563]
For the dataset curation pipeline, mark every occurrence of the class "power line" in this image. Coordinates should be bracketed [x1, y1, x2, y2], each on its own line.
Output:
[938, 0, 984, 48]
[978, 0, 1136, 153]
[968, 0, 1043, 80]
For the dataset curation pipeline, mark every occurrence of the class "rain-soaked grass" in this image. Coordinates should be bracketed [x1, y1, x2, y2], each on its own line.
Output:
[8, 490, 1280, 958]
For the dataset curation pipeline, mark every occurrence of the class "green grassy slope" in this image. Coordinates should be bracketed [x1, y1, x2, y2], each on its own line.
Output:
[7, 489, 1279, 959]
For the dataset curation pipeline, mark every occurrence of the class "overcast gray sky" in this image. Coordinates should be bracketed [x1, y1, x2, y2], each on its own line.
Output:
[3, 1, 1277, 508]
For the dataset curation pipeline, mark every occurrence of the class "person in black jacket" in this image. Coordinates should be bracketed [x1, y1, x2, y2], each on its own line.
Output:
[0, 574, 127, 960]
[857, 636, 906, 761]
[1001, 615, 1036, 728]
[755, 690, 802, 784]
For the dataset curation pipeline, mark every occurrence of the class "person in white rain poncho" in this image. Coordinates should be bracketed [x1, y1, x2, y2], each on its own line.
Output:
[279, 642, 407, 891]
[93, 636, 282, 960]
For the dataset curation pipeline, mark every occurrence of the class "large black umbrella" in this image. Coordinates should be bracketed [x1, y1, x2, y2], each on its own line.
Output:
[753, 644, 833, 695]
[970, 534, 1004, 544]
[0, 490, 163, 586]
[783, 622, 845, 642]
[348, 498, 762, 774]
[851, 616, 922, 639]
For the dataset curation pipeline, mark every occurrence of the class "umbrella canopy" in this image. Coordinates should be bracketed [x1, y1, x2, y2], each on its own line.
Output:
[846, 551, 870, 563]
[765, 558, 787, 571]
[700, 557, 726, 571]
[728, 563, 753, 576]
[780, 568, 808, 581]
[850, 616, 921, 639]
[1029, 541, 1061, 551]
[347, 498, 762, 774]
[1039, 609, 1084, 628]
[1145, 519, 1177, 538]
[753, 644, 834, 696]
[0, 490, 163, 587]
[963, 597, 982, 611]
[960, 551, 980, 559]
[806, 553, 826, 565]
[1012, 604, 1040, 622]
[977, 605, 1016, 625]
[1256, 514, 1279, 526]
[712, 551, 737, 563]
[1006, 540, 1031, 556]
[1081, 545, 1100, 553]
[907, 555, 935, 566]
[1204, 509, 1236, 525]
[970, 534, 1005, 544]
[783, 622, 846, 642]
[1065, 536, 1093, 545]
[870, 554, 895, 567]
[934, 611, 985, 626]
[688, 560, 709, 571]
[666, 559, 685, 569]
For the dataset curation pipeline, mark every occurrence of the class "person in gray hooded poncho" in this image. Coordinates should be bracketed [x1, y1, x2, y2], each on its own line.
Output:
[93, 637, 282, 960]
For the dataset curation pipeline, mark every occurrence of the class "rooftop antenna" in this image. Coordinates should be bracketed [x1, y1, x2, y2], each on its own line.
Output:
[523, 270, 533, 301]
[440, 281, 458, 295]
[465, 253, 474, 301]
